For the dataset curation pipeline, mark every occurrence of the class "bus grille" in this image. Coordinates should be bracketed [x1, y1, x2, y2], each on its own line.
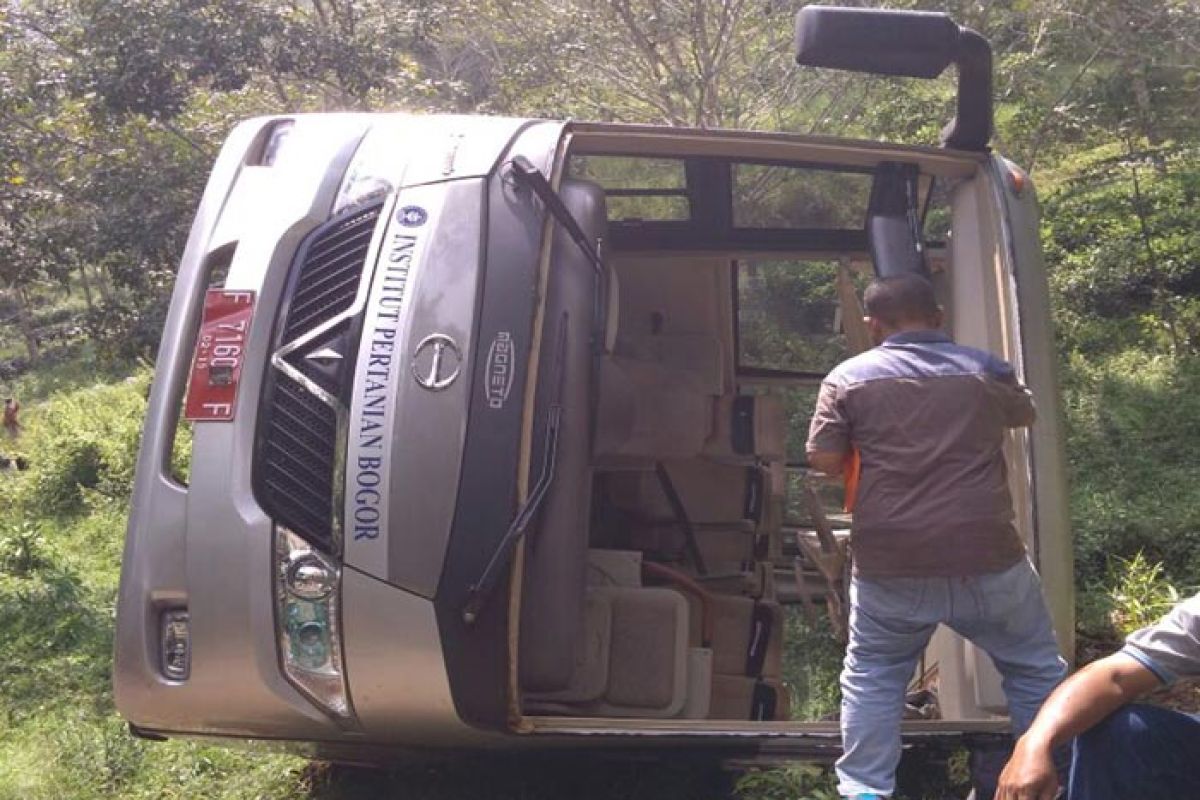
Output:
[259, 375, 339, 546]
[256, 203, 383, 551]
[281, 205, 381, 341]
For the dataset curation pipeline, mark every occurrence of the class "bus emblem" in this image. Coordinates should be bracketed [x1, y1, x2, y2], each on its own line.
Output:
[412, 333, 461, 391]
[397, 205, 427, 227]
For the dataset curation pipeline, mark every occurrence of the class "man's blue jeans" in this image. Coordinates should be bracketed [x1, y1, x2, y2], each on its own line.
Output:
[1069, 704, 1200, 800]
[836, 557, 1066, 797]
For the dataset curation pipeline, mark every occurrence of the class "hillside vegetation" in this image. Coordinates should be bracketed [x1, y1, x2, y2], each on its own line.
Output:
[3, 1, 1200, 798]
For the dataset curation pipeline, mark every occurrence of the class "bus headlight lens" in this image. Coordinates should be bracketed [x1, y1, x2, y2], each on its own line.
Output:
[331, 124, 407, 215]
[275, 526, 353, 721]
[333, 171, 392, 216]
[286, 553, 336, 601]
[259, 120, 295, 167]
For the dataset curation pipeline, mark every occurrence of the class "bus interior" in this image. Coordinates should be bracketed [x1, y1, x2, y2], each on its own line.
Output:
[508, 129, 1029, 732]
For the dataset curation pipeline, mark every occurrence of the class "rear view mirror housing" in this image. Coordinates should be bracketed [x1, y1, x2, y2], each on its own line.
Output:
[794, 5, 993, 152]
[866, 162, 926, 280]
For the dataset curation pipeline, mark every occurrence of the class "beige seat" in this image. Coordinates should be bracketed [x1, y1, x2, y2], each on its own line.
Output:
[629, 522, 760, 567]
[602, 458, 778, 585]
[704, 394, 788, 462]
[593, 269, 725, 463]
[524, 585, 709, 719]
[616, 332, 724, 396]
[593, 356, 712, 461]
[685, 594, 789, 721]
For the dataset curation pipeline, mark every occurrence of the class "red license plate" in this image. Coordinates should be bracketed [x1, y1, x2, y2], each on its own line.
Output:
[184, 289, 256, 422]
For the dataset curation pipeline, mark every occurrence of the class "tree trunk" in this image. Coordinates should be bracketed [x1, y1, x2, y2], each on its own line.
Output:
[14, 286, 40, 364]
[78, 263, 95, 314]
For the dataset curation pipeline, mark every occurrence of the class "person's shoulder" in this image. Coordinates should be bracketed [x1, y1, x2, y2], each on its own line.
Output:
[1166, 592, 1200, 631]
[1126, 592, 1200, 653]
[940, 342, 1016, 380]
[824, 348, 886, 385]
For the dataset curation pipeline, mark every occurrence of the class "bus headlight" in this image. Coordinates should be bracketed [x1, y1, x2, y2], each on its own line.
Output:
[274, 526, 354, 721]
[259, 120, 295, 167]
[331, 124, 407, 215]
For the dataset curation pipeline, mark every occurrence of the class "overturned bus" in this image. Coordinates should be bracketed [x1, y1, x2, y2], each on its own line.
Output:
[114, 5, 1073, 770]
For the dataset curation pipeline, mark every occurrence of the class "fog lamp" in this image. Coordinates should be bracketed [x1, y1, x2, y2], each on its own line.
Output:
[160, 609, 191, 681]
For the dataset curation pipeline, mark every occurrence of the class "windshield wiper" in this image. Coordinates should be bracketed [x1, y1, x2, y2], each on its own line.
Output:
[509, 155, 604, 276]
[462, 314, 568, 624]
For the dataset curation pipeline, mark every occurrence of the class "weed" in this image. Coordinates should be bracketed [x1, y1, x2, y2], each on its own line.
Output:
[734, 765, 838, 800]
[1106, 552, 1184, 636]
[782, 610, 843, 721]
[0, 521, 50, 577]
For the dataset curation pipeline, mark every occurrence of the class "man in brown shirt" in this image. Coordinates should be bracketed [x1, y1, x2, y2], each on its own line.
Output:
[806, 274, 1065, 800]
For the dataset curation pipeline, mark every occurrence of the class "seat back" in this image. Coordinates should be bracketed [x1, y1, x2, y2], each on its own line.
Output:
[524, 585, 703, 719]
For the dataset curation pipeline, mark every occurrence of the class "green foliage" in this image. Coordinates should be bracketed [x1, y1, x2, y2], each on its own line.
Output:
[1043, 146, 1200, 358]
[0, 370, 309, 800]
[1062, 351, 1200, 582]
[738, 261, 855, 376]
[0, 520, 49, 577]
[782, 612, 843, 723]
[16, 374, 149, 514]
[1106, 552, 1184, 637]
[734, 765, 838, 800]
[2, 1, 1200, 796]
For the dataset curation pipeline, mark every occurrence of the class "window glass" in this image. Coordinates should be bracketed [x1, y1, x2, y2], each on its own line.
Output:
[607, 195, 690, 222]
[733, 164, 872, 229]
[737, 260, 867, 375]
[569, 155, 685, 190]
[568, 155, 689, 222]
[922, 176, 955, 243]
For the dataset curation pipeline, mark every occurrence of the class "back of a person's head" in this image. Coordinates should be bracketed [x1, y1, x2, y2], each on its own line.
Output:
[864, 274, 939, 328]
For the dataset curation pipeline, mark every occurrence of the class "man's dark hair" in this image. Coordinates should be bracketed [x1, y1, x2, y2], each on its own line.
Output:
[863, 274, 939, 327]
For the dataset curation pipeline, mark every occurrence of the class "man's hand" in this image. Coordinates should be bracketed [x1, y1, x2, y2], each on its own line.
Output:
[995, 652, 1162, 800]
[997, 735, 1059, 800]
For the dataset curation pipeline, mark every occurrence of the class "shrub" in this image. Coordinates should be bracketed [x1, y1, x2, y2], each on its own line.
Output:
[0, 557, 106, 715]
[1063, 351, 1200, 584]
[0, 521, 53, 578]
[734, 765, 838, 800]
[782, 611, 843, 722]
[21, 374, 150, 515]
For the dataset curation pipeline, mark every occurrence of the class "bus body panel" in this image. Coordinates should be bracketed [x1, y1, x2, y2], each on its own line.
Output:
[115, 115, 372, 735]
[988, 156, 1075, 662]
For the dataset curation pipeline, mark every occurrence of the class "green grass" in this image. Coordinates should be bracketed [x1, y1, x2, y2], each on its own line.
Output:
[0, 367, 312, 800]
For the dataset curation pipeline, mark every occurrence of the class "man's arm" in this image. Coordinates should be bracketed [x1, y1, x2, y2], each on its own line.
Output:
[806, 379, 850, 475]
[806, 449, 846, 476]
[996, 653, 1162, 800]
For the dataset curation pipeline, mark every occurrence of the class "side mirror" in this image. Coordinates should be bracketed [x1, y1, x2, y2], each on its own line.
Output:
[794, 5, 992, 152]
